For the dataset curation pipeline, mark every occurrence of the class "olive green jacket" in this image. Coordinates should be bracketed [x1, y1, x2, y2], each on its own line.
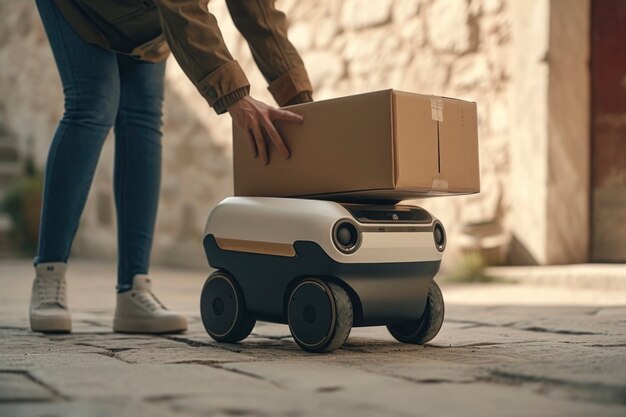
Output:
[53, 0, 313, 114]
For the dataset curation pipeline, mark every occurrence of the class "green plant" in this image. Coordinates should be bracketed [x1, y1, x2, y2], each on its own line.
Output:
[444, 252, 500, 284]
[1, 172, 43, 254]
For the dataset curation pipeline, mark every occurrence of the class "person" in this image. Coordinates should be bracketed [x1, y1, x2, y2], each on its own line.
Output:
[31, 0, 313, 334]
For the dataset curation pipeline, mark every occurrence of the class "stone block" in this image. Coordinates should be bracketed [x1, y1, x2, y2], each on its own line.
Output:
[400, 17, 426, 48]
[470, 0, 503, 15]
[301, 51, 344, 88]
[340, 0, 393, 30]
[397, 51, 449, 93]
[343, 29, 409, 76]
[392, 0, 424, 23]
[313, 19, 339, 49]
[426, 0, 473, 53]
[451, 54, 491, 90]
[288, 22, 314, 51]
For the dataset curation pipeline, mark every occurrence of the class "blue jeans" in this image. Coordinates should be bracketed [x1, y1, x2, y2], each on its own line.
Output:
[35, 0, 166, 292]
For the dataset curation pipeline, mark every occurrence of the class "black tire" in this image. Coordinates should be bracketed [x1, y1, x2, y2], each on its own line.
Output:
[387, 280, 444, 345]
[200, 270, 256, 343]
[287, 279, 353, 353]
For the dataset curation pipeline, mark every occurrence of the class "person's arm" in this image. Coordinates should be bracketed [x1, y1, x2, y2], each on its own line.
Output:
[153, 0, 306, 164]
[226, 0, 313, 107]
[153, 0, 249, 114]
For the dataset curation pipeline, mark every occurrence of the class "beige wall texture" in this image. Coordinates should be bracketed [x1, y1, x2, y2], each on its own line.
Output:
[0, 0, 590, 268]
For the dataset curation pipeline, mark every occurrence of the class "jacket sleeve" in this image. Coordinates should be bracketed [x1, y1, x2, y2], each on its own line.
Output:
[226, 0, 313, 106]
[153, 0, 250, 114]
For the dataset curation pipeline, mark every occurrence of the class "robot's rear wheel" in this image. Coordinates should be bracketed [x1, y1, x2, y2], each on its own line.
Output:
[200, 270, 255, 343]
[287, 279, 353, 353]
[387, 280, 444, 345]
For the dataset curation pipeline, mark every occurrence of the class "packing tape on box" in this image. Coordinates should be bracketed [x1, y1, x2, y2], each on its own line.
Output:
[430, 97, 444, 122]
[432, 178, 449, 190]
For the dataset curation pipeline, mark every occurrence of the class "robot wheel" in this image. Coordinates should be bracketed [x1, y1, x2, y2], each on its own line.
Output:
[287, 278, 353, 353]
[200, 270, 256, 343]
[386, 280, 445, 345]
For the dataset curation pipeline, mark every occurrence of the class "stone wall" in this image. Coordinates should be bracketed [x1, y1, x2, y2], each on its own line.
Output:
[0, 0, 588, 269]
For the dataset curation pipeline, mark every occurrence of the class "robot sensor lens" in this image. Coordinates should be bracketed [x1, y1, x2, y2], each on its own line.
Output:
[433, 223, 446, 251]
[333, 221, 360, 253]
[337, 225, 355, 246]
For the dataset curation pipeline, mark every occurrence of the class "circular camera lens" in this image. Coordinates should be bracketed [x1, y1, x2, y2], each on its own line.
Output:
[337, 225, 354, 247]
[333, 221, 360, 253]
[433, 222, 446, 251]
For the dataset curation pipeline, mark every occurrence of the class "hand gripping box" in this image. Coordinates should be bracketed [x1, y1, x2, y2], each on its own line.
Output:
[233, 89, 480, 202]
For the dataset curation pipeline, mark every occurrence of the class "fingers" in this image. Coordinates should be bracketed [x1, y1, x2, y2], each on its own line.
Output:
[270, 108, 304, 124]
[246, 129, 258, 159]
[251, 124, 268, 165]
[261, 118, 290, 159]
[237, 102, 302, 165]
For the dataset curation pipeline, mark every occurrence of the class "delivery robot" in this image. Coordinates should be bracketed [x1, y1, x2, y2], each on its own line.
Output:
[201, 197, 446, 353]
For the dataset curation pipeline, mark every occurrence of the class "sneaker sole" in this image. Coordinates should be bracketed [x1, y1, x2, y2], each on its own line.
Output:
[113, 316, 187, 334]
[30, 316, 72, 333]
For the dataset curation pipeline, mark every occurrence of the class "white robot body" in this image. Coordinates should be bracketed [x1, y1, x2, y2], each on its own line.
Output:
[204, 197, 444, 264]
[201, 197, 447, 353]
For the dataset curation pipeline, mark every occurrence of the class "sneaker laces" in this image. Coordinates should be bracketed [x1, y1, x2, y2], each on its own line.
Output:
[131, 290, 167, 312]
[36, 277, 66, 308]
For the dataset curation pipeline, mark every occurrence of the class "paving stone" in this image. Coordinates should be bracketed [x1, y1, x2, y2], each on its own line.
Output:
[0, 353, 119, 371]
[1, 260, 626, 416]
[53, 333, 192, 352]
[356, 359, 482, 384]
[443, 284, 626, 307]
[487, 342, 626, 387]
[0, 372, 56, 402]
[197, 361, 626, 417]
[114, 346, 256, 364]
[327, 382, 626, 417]
[222, 360, 404, 391]
[434, 322, 586, 347]
[0, 330, 107, 355]
[166, 389, 412, 417]
[250, 321, 293, 339]
[0, 400, 179, 417]
[30, 363, 277, 400]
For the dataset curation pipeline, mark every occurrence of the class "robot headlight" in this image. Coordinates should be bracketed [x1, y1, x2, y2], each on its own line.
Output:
[332, 220, 361, 254]
[433, 222, 446, 252]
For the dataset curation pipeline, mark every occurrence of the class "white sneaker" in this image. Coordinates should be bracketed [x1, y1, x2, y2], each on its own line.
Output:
[113, 275, 187, 334]
[30, 262, 72, 333]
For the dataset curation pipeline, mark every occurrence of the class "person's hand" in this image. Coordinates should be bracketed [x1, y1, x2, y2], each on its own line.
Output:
[227, 95, 304, 165]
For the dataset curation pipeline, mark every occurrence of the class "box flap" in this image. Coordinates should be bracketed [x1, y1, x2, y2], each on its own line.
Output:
[437, 98, 480, 193]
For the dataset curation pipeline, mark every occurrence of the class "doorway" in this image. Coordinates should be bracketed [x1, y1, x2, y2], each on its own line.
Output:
[590, 0, 626, 262]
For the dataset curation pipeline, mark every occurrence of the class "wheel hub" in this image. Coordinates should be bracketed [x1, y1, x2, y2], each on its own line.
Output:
[212, 297, 225, 315]
[200, 275, 239, 337]
[288, 281, 334, 347]
[302, 304, 316, 323]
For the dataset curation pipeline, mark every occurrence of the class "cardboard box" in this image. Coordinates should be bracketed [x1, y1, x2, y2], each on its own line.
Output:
[233, 89, 480, 202]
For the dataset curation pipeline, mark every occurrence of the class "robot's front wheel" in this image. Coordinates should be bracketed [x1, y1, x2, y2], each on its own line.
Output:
[200, 270, 256, 343]
[387, 280, 445, 345]
[287, 279, 353, 353]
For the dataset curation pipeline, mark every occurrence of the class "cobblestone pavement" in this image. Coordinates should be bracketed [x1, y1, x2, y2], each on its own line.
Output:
[1, 259, 625, 417]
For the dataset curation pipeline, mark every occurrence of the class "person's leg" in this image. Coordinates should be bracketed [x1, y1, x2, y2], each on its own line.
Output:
[32, 0, 120, 333]
[113, 55, 165, 293]
[112, 55, 187, 333]
[35, 0, 120, 266]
